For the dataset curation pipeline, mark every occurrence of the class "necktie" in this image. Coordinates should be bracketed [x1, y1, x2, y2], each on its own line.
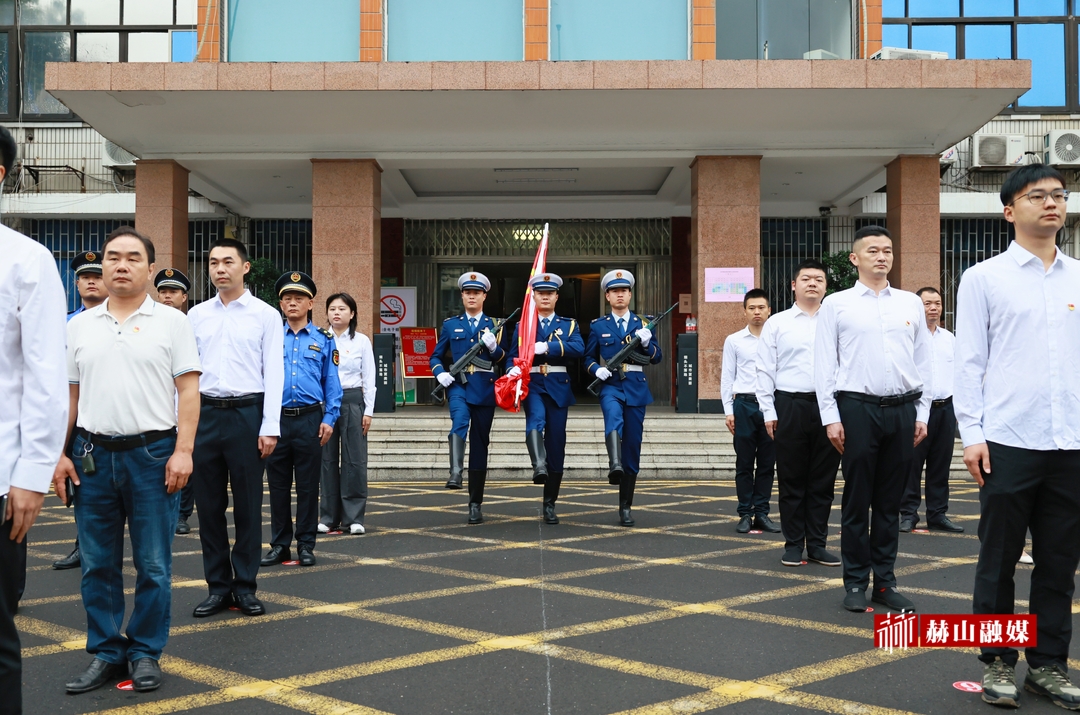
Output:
[541, 318, 550, 334]
[618, 318, 626, 336]
[469, 317, 477, 333]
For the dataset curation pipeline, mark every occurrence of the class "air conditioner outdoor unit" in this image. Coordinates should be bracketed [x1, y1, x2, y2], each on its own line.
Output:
[870, 47, 948, 60]
[1044, 130, 1080, 166]
[803, 49, 841, 60]
[101, 139, 137, 168]
[972, 134, 1025, 168]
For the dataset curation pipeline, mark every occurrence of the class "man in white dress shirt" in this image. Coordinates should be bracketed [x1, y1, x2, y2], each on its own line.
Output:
[815, 225, 931, 614]
[757, 259, 841, 568]
[956, 164, 1080, 710]
[0, 124, 69, 710]
[721, 289, 779, 535]
[899, 287, 963, 534]
[187, 239, 285, 619]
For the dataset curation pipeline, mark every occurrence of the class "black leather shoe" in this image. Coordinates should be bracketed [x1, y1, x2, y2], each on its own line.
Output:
[234, 593, 266, 616]
[871, 586, 916, 612]
[65, 657, 126, 694]
[130, 658, 162, 692]
[618, 507, 635, 527]
[193, 593, 233, 618]
[175, 518, 191, 535]
[736, 515, 753, 533]
[928, 517, 964, 533]
[899, 518, 914, 533]
[298, 547, 316, 567]
[468, 503, 483, 525]
[843, 588, 868, 612]
[753, 514, 781, 533]
[260, 545, 290, 567]
[53, 546, 81, 570]
[543, 502, 559, 525]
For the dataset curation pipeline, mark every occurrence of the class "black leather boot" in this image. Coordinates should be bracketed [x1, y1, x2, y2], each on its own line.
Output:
[467, 470, 486, 524]
[526, 430, 548, 485]
[445, 434, 465, 489]
[618, 472, 637, 527]
[605, 431, 624, 485]
[543, 472, 563, 524]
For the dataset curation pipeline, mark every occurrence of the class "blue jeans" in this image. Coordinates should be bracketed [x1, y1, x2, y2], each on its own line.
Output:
[72, 433, 179, 663]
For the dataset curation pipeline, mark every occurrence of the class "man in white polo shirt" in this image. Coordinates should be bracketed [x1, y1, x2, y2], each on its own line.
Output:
[53, 227, 201, 696]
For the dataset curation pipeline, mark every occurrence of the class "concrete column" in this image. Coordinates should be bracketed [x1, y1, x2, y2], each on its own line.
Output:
[886, 155, 940, 292]
[135, 159, 188, 274]
[690, 155, 761, 409]
[311, 159, 382, 336]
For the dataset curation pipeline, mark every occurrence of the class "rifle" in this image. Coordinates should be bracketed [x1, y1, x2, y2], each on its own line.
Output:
[431, 307, 521, 406]
[587, 302, 679, 397]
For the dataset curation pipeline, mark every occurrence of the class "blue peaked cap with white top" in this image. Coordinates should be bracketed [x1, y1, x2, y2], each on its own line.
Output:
[458, 272, 491, 292]
[601, 269, 635, 291]
[529, 273, 563, 291]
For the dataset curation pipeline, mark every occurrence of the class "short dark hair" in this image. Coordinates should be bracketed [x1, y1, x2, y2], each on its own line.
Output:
[916, 286, 941, 298]
[102, 226, 155, 264]
[743, 288, 769, 308]
[792, 258, 827, 282]
[1000, 164, 1066, 206]
[326, 292, 358, 339]
[853, 225, 891, 245]
[209, 238, 249, 262]
[0, 125, 16, 180]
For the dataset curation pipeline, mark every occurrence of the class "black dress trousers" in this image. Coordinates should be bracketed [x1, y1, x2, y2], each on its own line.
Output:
[192, 401, 267, 596]
[733, 395, 776, 517]
[836, 394, 916, 591]
[973, 442, 1080, 670]
[267, 410, 323, 551]
[0, 521, 23, 715]
[900, 400, 954, 526]
[774, 392, 841, 552]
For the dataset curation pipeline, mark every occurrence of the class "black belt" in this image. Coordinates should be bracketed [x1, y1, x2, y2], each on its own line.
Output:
[734, 393, 758, 403]
[201, 393, 262, 409]
[836, 390, 922, 407]
[282, 402, 323, 418]
[932, 396, 953, 408]
[776, 390, 817, 402]
[79, 428, 175, 452]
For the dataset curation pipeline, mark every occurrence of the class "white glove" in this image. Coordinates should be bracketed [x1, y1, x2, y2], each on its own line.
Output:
[437, 372, 455, 388]
[481, 331, 498, 351]
[533, 341, 548, 355]
[636, 328, 652, 347]
[595, 367, 612, 381]
[507, 366, 522, 378]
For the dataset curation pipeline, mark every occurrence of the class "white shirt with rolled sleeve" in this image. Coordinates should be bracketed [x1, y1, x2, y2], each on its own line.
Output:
[67, 296, 201, 436]
[954, 242, 1080, 451]
[814, 281, 933, 426]
[927, 327, 955, 401]
[755, 306, 819, 423]
[0, 227, 69, 496]
[721, 328, 760, 415]
[333, 329, 377, 416]
[188, 290, 285, 437]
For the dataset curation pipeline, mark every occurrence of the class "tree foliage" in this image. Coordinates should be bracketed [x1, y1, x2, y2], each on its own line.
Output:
[821, 250, 858, 295]
[246, 258, 279, 301]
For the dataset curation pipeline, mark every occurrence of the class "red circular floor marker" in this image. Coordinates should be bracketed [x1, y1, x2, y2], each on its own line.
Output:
[116, 680, 134, 691]
[281, 560, 300, 566]
[228, 606, 240, 611]
[865, 607, 874, 613]
[327, 530, 344, 536]
[913, 528, 930, 534]
[749, 530, 763, 535]
[953, 681, 983, 693]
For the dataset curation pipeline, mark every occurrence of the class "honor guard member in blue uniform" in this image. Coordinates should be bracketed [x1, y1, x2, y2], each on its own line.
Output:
[154, 268, 197, 537]
[55, 251, 108, 572]
[506, 273, 585, 524]
[585, 270, 663, 526]
[430, 272, 507, 525]
[262, 272, 342, 568]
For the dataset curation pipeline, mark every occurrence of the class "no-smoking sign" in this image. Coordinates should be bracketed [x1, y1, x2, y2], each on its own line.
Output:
[380, 294, 407, 326]
[378, 287, 416, 334]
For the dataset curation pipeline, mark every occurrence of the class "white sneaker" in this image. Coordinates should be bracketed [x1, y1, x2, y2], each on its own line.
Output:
[317, 523, 330, 534]
[1019, 549, 1033, 564]
[349, 523, 366, 535]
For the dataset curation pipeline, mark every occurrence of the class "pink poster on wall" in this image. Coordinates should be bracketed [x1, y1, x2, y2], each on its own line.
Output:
[704, 267, 754, 302]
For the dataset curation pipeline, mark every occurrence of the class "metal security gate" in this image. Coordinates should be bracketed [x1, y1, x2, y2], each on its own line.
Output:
[188, 219, 226, 304]
[760, 218, 829, 312]
[940, 218, 1011, 331]
[25, 218, 127, 311]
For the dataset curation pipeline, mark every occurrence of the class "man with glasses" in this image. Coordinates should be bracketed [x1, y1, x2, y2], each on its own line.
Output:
[957, 165, 1080, 710]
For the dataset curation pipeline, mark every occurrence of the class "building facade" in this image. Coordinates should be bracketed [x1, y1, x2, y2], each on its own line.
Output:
[0, 0, 1057, 408]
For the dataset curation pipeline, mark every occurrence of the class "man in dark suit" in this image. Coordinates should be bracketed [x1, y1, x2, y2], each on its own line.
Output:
[430, 272, 507, 524]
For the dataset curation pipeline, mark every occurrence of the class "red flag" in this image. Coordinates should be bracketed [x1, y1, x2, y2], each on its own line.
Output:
[495, 224, 549, 412]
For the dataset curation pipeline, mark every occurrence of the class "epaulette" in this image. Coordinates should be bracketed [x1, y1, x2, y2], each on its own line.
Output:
[591, 316, 604, 323]
[318, 327, 334, 339]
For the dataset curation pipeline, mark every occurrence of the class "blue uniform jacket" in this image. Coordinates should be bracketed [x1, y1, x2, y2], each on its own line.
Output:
[585, 312, 663, 407]
[506, 314, 585, 409]
[430, 313, 508, 407]
[282, 322, 343, 427]
[67, 304, 85, 322]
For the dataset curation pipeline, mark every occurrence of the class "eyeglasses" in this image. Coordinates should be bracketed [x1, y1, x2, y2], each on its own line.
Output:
[1010, 189, 1070, 206]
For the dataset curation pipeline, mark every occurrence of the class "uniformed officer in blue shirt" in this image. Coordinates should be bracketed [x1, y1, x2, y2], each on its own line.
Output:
[430, 272, 507, 525]
[585, 270, 663, 527]
[506, 273, 585, 524]
[55, 250, 108, 572]
[263, 272, 343, 568]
